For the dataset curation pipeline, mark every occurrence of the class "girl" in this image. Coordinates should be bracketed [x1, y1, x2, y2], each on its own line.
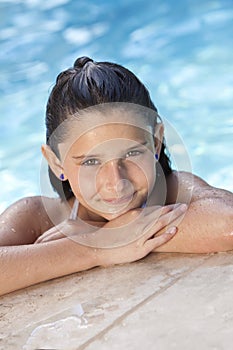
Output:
[0, 57, 232, 296]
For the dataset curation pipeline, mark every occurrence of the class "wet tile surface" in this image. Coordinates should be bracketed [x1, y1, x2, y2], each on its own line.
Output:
[1, 252, 232, 350]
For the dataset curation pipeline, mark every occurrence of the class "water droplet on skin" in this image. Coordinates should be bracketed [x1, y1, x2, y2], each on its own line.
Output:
[11, 228, 16, 233]
[122, 321, 126, 327]
[1, 220, 5, 224]
[104, 335, 108, 341]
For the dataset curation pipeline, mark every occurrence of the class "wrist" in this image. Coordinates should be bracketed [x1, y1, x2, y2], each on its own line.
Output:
[91, 246, 112, 268]
[60, 238, 99, 270]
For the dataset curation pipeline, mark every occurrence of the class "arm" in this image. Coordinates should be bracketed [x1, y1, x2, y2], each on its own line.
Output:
[0, 196, 54, 246]
[0, 198, 95, 295]
[0, 238, 96, 296]
[154, 171, 233, 253]
[0, 202, 185, 295]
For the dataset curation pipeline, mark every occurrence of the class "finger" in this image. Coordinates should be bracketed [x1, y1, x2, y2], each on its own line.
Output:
[35, 230, 66, 243]
[35, 235, 47, 244]
[156, 203, 187, 228]
[144, 226, 177, 250]
[43, 233, 65, 243]
[34, 225, 58, 243]
[142, 203, 186, 218]
[35, 233, 52, 244]
[131, 205, 172, 226]
[140, 204, 187, 241]
[35, 235, 46, 244]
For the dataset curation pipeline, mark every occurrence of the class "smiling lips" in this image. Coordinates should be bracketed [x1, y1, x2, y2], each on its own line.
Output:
[103, 192, 135, 205]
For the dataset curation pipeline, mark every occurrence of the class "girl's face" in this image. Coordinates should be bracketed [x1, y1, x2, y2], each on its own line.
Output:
[58, 109, 161, 220]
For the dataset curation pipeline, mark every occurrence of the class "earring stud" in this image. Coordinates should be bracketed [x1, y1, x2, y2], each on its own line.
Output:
[155, 153, 159, 161]
[59, 173, 65, 180]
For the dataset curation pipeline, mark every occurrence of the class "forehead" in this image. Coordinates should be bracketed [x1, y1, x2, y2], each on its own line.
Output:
[75, 123, 151, 153]
[58, 104, 155, 157]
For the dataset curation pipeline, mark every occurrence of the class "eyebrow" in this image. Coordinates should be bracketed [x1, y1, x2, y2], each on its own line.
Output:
[72, 141, 149, 160]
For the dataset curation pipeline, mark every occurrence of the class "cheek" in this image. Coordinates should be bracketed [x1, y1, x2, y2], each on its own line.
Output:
[136, 161, 156, 191]
[129, 154, 156, 190]
[69, 166, 98, 199]
[145, 165, 156, 192]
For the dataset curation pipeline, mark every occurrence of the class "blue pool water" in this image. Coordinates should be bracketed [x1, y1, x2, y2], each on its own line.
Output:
[0, 0, 233, 211]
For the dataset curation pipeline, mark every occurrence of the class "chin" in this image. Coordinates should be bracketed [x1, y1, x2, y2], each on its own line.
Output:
[88, 192, 147, 221]
[107, 212, 127, 220]
[99, 209, 127, 221]
[99, 201, 143, 221]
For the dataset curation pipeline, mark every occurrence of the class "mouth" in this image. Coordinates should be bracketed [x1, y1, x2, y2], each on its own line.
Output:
[102, 192, 136, 205]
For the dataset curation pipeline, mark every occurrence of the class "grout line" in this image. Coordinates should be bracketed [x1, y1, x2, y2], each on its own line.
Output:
[77, 254, 213, 350]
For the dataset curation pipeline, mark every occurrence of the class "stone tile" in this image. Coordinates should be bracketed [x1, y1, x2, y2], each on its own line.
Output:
[84, 252, 233, 350]
[0, 253, 208, 349]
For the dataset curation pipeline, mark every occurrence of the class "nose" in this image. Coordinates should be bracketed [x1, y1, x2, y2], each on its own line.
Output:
[98, 159, 127, 193]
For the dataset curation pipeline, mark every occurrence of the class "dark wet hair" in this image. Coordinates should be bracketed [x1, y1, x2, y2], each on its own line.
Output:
[46, 56, 172, 200]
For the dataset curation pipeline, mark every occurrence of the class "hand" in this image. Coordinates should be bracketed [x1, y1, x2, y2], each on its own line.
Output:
[35, 203, 187, 268]
[34, 219, 96, 244]
[94, 203, 187, 266]
[103, 203, 187, 230]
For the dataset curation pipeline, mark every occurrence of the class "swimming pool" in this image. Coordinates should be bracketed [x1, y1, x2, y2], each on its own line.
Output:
[1, 0, 233, 212]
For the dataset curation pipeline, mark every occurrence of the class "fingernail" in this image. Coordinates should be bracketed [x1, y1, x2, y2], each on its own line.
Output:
[179, 204, 188, 212]
[166, 226, 177, 235]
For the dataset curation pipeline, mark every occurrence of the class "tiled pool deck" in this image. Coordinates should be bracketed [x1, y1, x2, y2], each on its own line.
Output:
[1, 251, 233, 349]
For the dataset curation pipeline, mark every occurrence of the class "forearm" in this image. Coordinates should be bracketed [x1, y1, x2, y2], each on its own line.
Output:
[0, 238, 97, 296]
[153, 199, 233, 253]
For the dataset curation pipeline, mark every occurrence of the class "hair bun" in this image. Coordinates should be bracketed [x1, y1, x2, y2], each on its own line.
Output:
[74, 56, 94, 68]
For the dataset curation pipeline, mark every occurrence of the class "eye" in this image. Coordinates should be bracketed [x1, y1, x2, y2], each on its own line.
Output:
[81, 158, 100, 166]
[125, 150, 144, 158]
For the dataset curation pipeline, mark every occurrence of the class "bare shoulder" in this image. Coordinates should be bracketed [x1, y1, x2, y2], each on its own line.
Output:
[0, 196, 65, 245]
[166, 171, 233, 204]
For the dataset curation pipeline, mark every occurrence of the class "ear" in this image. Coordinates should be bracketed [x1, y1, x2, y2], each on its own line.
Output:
[41, 144, 67, 180]
[153, 123, 164, 156]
